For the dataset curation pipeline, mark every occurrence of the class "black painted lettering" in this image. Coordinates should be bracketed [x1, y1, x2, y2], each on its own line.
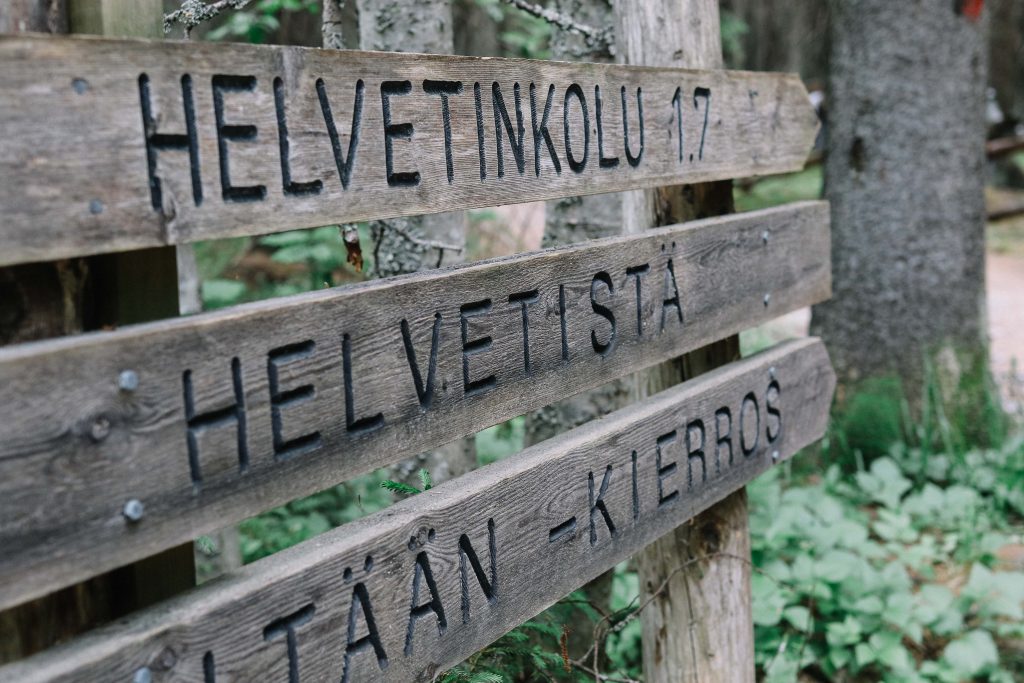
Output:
[660, 258, 683, 331]
[685, 419, 707, 488]
[316, 78, 364, 190]
[183, 357, 248, 487]
[263, 603, 315, 683]
[626, 264, 650, 337]
[549, 516, 577, 543]
[715, 407, 733, 470]
[267, 341, 321, 461]
[590, 272, 616, 356]
[621, 85, 644, 167]
[341, 583, 388, 683]
[460, 300, 496, 397]
[563, 83, 590, 173]
[380, 80, 420, 187]
[212, 74, 266, 202]
[492, 82, 526, 177]
[693, 87, 711, 161]
[138, 73, 202, 211]
[401, 314, 442, 410]
[766, 380, 782, 443]
[595, 85, 619, 169]
[459, 518, 498, 624]
[589, 465, 617, 545]
[559, 283, 569, 362]
[740, 392, 760, 457]
[273, 77, 322, 197]
[656, 430, 679, 508]
[343, 333, 384, 434]
[631, 450, 640, 520]
[474, 82, 487, 180]
[530, 82, 561, 176]
[672, 86, 684, 162]
[423, 80, 463, 183]
[508, 289, 540, 374]
[203, 651, 216, 683]
[405, 551, 447, 656]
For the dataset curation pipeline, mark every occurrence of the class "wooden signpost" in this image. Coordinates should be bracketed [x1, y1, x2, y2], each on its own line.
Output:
[0, 34, 819, 265]
[0, 18, 831, 683]
[0, 201, 829, 611]
[1, 339, 835, 683]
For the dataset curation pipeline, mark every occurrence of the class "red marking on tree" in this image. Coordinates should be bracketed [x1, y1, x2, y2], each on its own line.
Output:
[958, 0, 984, 21]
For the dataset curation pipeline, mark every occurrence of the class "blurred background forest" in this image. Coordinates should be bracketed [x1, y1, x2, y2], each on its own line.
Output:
[162, 1, 1024, 681]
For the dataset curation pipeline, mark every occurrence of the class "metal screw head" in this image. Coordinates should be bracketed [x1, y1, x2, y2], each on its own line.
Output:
[133, 667, 152, 683]
[772, 450, 780, 463]
[763, 293, 771, 307]
[769, 366, 777, 379]
[762, 230, 770, 244]
[118, 370, 139, 392]
[123, 499, 145, 523]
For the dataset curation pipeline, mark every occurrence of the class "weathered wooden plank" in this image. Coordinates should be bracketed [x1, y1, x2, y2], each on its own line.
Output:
[0, 338, 836, 683]
[0, 201, 830, 610]
[0, 33, 819, 265]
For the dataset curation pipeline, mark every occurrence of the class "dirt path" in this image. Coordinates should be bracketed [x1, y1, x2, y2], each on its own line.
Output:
[988, 250, 1024, 410]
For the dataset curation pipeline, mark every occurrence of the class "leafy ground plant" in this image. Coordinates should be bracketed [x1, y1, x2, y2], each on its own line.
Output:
[751, 437, 1024, 683]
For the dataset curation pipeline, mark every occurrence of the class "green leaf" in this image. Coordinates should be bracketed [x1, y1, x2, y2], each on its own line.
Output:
[418, 468, 433, 492]
[201, 278, 247, 308]
[943, 630, 998, 678]
[782, 605, 812, 631]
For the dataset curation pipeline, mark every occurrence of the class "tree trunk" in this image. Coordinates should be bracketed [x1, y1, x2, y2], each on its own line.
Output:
[612, 1, 753, 681]
[527, 0, 629, 453]
[989, 0, 1024, 130]
[342, 0, 477, 485]
[811, 1, 995, 440]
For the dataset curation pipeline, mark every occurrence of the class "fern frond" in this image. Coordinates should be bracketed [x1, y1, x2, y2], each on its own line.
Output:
[418, 468, 433, 491]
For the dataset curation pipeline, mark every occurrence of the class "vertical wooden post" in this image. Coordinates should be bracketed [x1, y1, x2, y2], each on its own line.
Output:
[0, 0, 195, 662]
[613, 2, 754, 682]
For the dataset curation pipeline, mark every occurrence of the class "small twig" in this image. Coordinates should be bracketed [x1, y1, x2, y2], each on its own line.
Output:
[500, 0, 613, 52]
[385, 224, 463, 255]
[164, 0, 253, 38]
[571, 660, 639, 683]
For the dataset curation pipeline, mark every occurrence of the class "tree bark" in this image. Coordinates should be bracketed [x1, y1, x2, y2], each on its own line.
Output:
[527, 0, 629, 454]
[811, 1, 992, 423]
[344, 0, 477, 485]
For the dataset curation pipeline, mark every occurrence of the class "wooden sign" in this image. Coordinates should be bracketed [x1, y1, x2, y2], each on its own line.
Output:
[0, 201, 830, 611]
[1, 338, 835, 683]
[0, 34, 819, 265]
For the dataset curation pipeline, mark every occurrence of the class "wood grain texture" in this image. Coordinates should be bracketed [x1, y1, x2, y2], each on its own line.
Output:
[0, 33, 819, 265]
[613, 1, 756, 680]
[0, 338, 836, 683]
[0, 201, 829, 611]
